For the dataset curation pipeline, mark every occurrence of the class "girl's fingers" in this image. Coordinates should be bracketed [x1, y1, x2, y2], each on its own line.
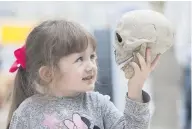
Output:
[136, 52, 146, 71]
[130, 62, 140, 74]
[146, 47, 152, 66]
[151, 54, 161, 71]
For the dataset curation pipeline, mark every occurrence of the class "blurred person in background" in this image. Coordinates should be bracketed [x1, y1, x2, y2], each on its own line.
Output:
[0, 45, 14, 108]
[0, 73, 14, 108]
[164, 2, 191, 129]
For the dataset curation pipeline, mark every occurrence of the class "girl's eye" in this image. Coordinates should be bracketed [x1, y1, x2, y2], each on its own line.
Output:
[76, 57, 83, 62]
[90, 54, 96, 60]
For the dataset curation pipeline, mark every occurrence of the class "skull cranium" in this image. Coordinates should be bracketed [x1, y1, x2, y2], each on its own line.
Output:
[114, 10, 175, 79]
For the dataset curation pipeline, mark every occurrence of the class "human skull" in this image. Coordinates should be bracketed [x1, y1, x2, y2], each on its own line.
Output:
[114, 10, 175, 79]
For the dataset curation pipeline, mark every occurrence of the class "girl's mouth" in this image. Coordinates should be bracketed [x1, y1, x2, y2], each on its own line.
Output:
[82, 75, 93, 81]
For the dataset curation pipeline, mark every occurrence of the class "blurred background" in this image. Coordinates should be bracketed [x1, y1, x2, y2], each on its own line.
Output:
[0, 1, 191, 129]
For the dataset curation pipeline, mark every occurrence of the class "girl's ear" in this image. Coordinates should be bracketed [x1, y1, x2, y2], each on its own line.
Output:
[38, 66, 52, 84]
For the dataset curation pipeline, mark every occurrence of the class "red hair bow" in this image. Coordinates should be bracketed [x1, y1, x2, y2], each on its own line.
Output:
[9, 45, 26, 73]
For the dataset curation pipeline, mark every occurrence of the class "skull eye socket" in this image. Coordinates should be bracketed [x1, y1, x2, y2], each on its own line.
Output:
[116, 33, 122, 43]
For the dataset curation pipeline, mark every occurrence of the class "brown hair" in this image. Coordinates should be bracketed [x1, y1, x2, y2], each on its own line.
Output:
[7, 20, 96, 128]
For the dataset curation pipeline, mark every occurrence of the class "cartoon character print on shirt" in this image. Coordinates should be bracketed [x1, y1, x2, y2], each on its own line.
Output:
[42, 112, 100, 129]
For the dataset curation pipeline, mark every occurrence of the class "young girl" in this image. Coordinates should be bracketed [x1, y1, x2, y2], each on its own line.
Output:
[7, 20, 160, 129]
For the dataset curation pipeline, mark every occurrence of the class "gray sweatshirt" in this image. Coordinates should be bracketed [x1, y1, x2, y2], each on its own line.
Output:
[9, 91, 151, 129]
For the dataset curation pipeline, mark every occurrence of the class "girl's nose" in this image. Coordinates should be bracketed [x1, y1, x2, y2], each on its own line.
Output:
[85, 62, 94, 73]
[85, 66, 93, 73]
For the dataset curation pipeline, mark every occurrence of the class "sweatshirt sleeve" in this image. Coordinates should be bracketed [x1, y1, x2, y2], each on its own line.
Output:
[9, 111, 29, 129]
[100, 90, 151, 129]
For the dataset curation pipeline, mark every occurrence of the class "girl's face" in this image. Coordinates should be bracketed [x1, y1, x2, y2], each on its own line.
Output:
[49, 43, 98, 97]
